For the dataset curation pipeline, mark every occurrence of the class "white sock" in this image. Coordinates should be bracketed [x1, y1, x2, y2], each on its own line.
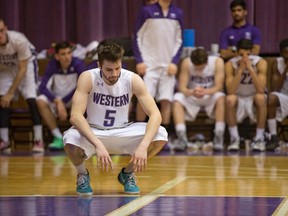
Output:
[0, 128, 9, 143]
[215, 121, 225, 134]
[52, 128, 62, 138]
[228, 126, 239, 141]
[255, 128, 265, 141]
[268, 119, 277, 135]
[33, 125, 43, 141]
[75, 163, 87, 175]
[175, 123, 186, 133]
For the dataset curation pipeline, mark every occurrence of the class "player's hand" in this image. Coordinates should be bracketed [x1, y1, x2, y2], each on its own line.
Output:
[136, 63, 147, 76]
[167, 63, 178, 76]
[130, 146, 148, 172]
[55, 99, 68, 121]
[95, 146, 113, 172]
[0, 93, 13, 108]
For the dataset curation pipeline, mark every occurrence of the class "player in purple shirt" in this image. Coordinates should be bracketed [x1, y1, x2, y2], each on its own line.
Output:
[36, 41, 85, 151]
[132, 0, 183, 132]
[219, 0, 262, 61]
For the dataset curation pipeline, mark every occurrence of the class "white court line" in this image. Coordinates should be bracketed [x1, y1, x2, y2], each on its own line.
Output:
[273, 197, 288, 216]
[105, 176, 188, 216]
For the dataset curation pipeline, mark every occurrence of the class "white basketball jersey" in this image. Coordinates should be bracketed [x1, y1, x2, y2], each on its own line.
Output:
[86, 68, 133, 129]
[0, 30, 35, 73]
[188, 56, 217, 89]
[230, 55, 261, 96]
[276, 57, 288, 94]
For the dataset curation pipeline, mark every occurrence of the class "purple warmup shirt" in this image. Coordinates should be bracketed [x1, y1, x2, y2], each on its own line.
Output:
[39, 57, 85, 103]
[219, 23, 261, 50]
[132, 2, 183, 66]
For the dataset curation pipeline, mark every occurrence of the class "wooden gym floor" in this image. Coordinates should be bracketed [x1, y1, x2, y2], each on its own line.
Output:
[0, 147, 288, 216]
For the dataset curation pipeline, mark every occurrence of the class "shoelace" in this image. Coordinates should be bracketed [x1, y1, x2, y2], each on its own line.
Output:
[125, 173, 138, 187]
[77, 174, 89, 189]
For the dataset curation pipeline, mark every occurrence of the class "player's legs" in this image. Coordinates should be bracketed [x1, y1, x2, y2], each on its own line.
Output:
[226, 94, 240, 151]
[19, 60, 44, 152]
[0, 100, 10, 153]
[65, 144, 93, 195]
[213, 95, 226, 151]
[249, 93, 267, 151]
[267, 93, 281, 150]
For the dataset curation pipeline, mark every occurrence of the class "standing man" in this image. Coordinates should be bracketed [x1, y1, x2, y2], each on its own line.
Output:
[219, 0, 262, 61]
[266, 39, 288, 151]
[37, 41, 85, 151]
[169, 48, 226, 152]
[225, 39, 267, 151]
[0, 18, 44, 153]
[63, 43, 168, 195]
[132, 0, 183, 132]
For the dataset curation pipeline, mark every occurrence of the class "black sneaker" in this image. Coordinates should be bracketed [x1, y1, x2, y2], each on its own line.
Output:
[266, 135, 280, 151]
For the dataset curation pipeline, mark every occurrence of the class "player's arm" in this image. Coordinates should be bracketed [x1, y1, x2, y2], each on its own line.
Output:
[1, 59, 28, 107]
[178, 58, 194, 96]
[252, 44, 261, 56]
[249, 58, 267, 93]
[132, 73, 162, 150]
[225, 61, 242, 94]
[270, 59, 284, 92]
[70, 71, 113, 170]
[205, 57, 225, 95]
[220, 47, 237, 61]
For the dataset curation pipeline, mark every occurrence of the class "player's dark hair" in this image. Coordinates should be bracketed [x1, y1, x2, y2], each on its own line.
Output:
[97, 43, 125, 65]
[237, 38, 253, 50]
[279, 39, 288, 52]
[230, 0, 247, 10]
[190, 48, 208, 65]
[55, 41, 72, 53]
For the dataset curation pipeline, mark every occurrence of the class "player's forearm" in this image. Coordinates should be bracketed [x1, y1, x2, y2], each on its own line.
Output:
[70, 113, 104, 149]
[6, 69, 26, 96]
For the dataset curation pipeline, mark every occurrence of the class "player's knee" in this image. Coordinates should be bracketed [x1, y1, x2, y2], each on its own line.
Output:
[254, 93, 266, 106]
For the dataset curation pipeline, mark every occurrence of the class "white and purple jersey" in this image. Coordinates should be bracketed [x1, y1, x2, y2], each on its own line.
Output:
[0, 30, 36, 72]
[276, 57, 288, 95]
[0, 30, 38, 98]
[219, 23, 261, 50]
[132, 2, 183, 68]
[38, 57, 85, 103]
[86, 68, 133, 129]
[230, 55, 261, 96]
[188, 56, 218, 89]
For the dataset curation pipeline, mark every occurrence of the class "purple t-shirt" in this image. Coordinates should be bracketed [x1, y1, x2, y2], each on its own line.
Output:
[219, 23, 261, 50]
[39, 57, 85, 103]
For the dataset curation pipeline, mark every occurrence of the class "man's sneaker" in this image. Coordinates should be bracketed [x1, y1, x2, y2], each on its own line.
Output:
[32, 140, 45, 153]
[266, 135, 279, 151]
[168, 139, 187, 151]
[213, 131, 224, 151]
[251, 139, 266, 152]
[77, 171, 93, 195]
[227, 139, 240, 151]
[117, 168, 140, 194]
[48, 137, 64, 150]
[0, 141, 11, 154]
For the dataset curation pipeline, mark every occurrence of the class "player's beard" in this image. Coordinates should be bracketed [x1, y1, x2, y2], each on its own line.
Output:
[102, 72, 120, 85]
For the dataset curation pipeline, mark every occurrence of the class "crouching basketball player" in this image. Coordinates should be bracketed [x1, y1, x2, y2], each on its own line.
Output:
[63, 43, 168, 195]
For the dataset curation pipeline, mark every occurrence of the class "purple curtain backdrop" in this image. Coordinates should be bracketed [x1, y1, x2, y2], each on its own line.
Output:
[0, 0, 287, 55]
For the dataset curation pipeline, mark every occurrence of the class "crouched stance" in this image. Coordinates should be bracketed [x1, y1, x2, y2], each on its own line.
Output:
[63, 43, 168, 195]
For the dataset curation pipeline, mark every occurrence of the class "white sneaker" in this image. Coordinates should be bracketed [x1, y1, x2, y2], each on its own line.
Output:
[32, 140, 45, 153]
[0, 141, 11, 154]
[213, 132, 224, 151]
[227, 139, 240, 151]
[251, 140, 266, 152]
